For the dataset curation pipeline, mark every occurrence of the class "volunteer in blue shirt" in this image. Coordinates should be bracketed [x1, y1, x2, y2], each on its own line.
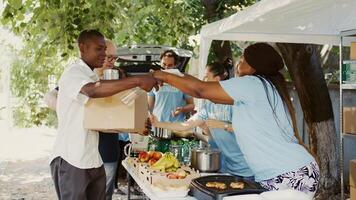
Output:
[150, 61, 254, 179]
[151, 43, 319, 197]
[148, 50, 194, 123]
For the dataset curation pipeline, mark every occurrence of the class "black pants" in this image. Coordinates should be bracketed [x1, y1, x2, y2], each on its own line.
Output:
[50, 157, 106, 200]
[115, 140, 130, 187]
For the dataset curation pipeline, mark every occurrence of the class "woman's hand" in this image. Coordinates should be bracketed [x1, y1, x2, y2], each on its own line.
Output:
[171, 107, 183, 117]
[224, 125, 234, 133]
[151, 70, 168, 82]
[148, 113, 158, 126]
[205, 119, 234, 133]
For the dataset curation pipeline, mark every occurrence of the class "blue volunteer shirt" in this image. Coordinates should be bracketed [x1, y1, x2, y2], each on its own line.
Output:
[220, 76, 315, 182]
[196, 100, 254, 177]
[118, 133, 130, 142]
[148, 84, 191, 122]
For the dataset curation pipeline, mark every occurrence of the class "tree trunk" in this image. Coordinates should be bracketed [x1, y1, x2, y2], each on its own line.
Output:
[277, 43, 340, 199]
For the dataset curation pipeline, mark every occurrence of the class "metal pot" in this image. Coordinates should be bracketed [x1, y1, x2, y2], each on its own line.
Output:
[151, 127, 173, 139]
[190, 147, 221, 172]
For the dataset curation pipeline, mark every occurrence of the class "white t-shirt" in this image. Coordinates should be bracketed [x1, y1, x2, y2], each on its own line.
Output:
[50, 59, 103, 169]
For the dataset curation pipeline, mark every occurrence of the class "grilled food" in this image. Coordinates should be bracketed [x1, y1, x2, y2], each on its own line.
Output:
[230, 181, 245, 189]
[205, 182, 227, 190]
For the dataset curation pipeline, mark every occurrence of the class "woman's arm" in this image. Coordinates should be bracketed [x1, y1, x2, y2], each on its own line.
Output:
[149, 114, 204, 131]
[205, 119, 234, 133]
[153, 71, 234, 105]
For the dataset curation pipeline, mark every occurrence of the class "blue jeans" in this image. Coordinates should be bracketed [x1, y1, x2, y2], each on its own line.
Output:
[103, 161, 118, 200]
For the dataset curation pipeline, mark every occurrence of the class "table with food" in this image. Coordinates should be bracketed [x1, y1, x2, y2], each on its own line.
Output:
[122, 135, 267, 200]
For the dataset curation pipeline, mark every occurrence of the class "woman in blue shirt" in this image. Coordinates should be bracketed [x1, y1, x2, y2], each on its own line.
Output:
[152, 43, 319, 197]
[150, 61, 254, 179]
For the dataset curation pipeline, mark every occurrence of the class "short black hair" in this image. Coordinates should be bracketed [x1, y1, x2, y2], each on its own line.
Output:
[77, 29, 104, 44]
[160, 49, 179, 64]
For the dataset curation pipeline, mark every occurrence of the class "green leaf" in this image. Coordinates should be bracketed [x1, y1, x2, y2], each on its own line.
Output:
[1, 0, 256, 127]
[9, 0, 22, 10]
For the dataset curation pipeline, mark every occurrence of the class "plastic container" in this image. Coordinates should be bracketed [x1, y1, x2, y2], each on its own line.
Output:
[103, 69, 119, 80]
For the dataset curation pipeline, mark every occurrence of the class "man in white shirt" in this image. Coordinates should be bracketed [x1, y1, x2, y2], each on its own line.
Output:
[50, 30, 158, 200]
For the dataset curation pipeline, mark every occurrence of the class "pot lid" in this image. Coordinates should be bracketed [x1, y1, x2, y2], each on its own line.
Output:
[192, 147, 220, 153]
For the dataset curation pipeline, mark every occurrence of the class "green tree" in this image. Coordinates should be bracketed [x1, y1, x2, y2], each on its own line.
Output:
[1, 0, 341, 199]
[1, 0, 252, 127]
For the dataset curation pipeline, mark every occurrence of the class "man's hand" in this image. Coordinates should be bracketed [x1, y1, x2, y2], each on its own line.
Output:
[171, 107, 183, 117]
[102, 56, 116, 69]
[137, 75, 159, 92]
[140, 117, 152, 136]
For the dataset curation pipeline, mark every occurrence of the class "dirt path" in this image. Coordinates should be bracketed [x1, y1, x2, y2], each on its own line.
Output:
[0, 127, 135, 200]
[0, 158, 56, 200]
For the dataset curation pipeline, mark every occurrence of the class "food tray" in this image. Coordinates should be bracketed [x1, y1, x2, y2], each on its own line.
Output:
[189, 175, 267, 200]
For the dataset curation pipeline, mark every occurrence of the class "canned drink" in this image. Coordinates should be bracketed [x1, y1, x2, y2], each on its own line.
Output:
[103, 69, 119, 80]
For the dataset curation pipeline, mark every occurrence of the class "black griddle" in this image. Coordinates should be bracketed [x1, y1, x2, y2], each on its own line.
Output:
[189, 175, 267, 200]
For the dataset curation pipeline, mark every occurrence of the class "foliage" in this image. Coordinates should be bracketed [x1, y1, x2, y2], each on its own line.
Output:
[1, 0, 254, 127]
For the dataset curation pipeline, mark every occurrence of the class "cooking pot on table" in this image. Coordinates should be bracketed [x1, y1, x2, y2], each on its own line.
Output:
[190, 147, 221, 172]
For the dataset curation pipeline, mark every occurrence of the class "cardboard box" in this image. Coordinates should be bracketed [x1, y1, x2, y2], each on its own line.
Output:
[351, 42, 356, 60]
[351, 186, 356, 200]
[343, 107, 356, 134]
[83, 88, 148, 133]
[351, 160, 356, 188]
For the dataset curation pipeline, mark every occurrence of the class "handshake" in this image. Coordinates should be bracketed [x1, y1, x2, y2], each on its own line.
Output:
[136, 69, 184, 92]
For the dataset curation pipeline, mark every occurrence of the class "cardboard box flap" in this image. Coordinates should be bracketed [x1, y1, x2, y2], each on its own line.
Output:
[350, 160, 356, 187]
[351, 186, 356, 200]
[351, 42, 356, 60]
[343, 107, 356, 134]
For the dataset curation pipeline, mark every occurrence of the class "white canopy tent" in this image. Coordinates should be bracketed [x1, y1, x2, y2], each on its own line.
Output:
[198, 0, 356, 77]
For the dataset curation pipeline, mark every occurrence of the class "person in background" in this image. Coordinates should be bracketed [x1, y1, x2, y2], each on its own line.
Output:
[49, 29, 158, 200]
[97, 40, 124, 200]
[150, 61, 254, 180]
[152, 43, 319, 197]
[114, 133, 130, 194]
[148, 50, 195, 123]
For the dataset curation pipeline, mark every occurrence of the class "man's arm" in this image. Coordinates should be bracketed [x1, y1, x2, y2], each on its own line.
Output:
[182, 97, 195, 113]
[81, 75, 157, 98]
[172, 97, 195, 117]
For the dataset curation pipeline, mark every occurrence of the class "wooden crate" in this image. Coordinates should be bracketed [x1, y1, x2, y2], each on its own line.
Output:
[138, 165, 200, 189]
